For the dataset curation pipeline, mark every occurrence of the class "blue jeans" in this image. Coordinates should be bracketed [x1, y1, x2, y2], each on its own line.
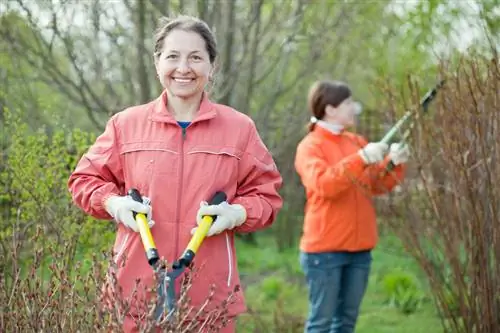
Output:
[300, 250, 372, 333]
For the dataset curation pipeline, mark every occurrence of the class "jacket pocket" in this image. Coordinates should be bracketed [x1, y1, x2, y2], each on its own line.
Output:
[120, 141, 178, 183]
[212, 233, 235, 288]
[224, 233, 233, 287]
[113, 231, 131, 267]
[192, 232, 235, 293]
[187, 146, 241, 159]
[186, 145, 241, 185]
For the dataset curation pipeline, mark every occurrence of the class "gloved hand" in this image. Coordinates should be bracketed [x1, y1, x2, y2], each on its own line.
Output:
[191, 201, 247, 237]
[358, 142, 389, 164]
[104, 195, 154, 232]
[388, 142, 410, 165]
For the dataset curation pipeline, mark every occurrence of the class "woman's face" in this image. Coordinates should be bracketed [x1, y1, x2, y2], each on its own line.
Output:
[155, 29, 213, 101]
[325, 97, 362, 127]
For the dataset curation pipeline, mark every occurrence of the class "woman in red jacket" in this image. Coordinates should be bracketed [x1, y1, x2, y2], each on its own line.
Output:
[294, 80, 409, 333]
[68, 15, 283, 332]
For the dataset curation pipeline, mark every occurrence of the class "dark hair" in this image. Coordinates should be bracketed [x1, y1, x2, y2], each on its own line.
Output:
[307, 80, 351, 132]
[153, 15, 217, 65]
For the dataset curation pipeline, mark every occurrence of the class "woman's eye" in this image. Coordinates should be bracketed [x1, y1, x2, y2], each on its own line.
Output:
[166, 54, 177, 59]
[192, 55, 202, 61]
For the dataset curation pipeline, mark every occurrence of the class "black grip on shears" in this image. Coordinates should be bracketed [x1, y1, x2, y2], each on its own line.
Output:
[128, 188, 143, 219]
[208, 191, 228, 206]
[128, 188, 159, 267]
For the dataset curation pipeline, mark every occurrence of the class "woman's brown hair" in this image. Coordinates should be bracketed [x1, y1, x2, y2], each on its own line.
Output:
[307, 80, 352, 132]
[153, 15, 217, 65]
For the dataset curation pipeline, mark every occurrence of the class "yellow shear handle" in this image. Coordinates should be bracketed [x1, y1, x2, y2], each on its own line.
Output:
[180, 191, 227, 263]
[185, 215, 214, 254]
[136, 212, 157, 252]
[128, 188, 160, 267]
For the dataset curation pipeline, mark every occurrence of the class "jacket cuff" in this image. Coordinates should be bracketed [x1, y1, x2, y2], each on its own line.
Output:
[231, 196, 255, 222]
[92, 184, 121, 219]
[231, 195, 275, 233]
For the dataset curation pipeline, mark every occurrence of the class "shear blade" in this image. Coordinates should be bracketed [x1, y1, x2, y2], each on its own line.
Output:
[154, 270, 170, 321]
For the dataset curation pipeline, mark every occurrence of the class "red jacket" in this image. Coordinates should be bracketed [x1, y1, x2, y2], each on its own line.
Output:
[68, 90, 283, 318]
[294, 125, 406, 253]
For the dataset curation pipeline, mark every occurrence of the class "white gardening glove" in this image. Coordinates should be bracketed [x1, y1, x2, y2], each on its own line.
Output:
[358, 142, 389, 164]
[190, 201, 247, 237]
[388, 142, 410, 165]
[104, 195, 154, 232]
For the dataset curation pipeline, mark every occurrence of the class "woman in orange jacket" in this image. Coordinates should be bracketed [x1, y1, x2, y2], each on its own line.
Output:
[294, 80, 409, 333]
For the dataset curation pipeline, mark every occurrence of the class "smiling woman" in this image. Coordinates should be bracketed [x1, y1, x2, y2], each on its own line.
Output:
[67, 14, 283, 333]
[153, 19, 216, 122]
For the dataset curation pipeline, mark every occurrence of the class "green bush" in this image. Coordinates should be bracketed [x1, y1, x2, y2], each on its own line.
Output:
[0, 108, 110, 269]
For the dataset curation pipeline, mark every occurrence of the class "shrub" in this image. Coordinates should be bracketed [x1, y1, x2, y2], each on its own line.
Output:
[0, 228, 236, 332]
[384, 51, 500, 332]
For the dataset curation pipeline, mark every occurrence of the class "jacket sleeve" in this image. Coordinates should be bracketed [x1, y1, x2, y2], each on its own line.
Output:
[294, 139, 368, 199]
[67, 116, 125, 220]
[232, 123, 283, 234]
[368, 157, 407, 195]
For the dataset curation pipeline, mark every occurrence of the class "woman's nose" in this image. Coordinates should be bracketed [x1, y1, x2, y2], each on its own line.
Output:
[176, 58, 190, 73]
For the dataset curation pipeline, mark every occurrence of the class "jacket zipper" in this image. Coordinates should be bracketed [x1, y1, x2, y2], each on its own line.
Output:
[174, 127, 187, 260]
[355, 189, 359, 248]
[338, 138, 359, 248]
[225, 233, 232, 287]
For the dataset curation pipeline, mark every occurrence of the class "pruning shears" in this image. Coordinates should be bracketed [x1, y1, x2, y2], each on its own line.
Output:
[128, 188, 227, 322]
[380, 79, 446, 172]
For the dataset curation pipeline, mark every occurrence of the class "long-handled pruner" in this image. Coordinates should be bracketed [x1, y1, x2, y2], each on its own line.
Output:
[380, 79, 446, 172]
[128, 188, 227, 322]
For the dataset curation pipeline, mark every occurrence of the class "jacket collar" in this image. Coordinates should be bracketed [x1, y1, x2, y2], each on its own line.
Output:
[150, 90, 217, 124]
[315, 119, 344, 135]
[313, 121, 346, 140]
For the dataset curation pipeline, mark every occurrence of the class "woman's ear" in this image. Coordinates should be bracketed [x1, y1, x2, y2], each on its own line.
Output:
[324, 104, 336, 117]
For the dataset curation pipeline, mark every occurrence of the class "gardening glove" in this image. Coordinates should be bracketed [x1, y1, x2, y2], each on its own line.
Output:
[388, 142, 410, 165]
[104, 195, 154, 232]
[191, 201, 247, 237]
[358, 142, 389, 164]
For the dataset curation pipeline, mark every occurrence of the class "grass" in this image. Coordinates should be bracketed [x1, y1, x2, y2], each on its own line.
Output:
[233, 232, 444, 333]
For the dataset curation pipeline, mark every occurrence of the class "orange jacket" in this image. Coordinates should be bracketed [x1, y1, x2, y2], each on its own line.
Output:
[294, 125, 406, 253]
